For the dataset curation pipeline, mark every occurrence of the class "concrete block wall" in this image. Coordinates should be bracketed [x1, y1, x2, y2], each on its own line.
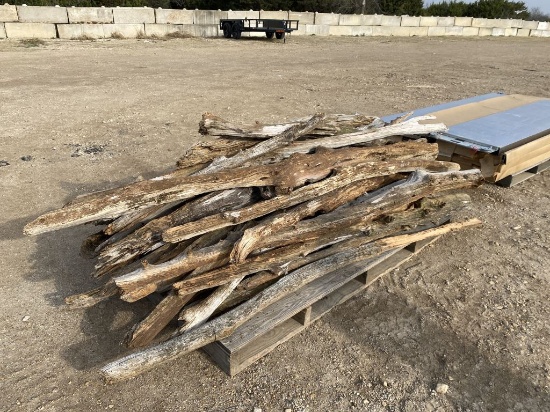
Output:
[67, 8, 113, 24]
[1, 6, 549, 40]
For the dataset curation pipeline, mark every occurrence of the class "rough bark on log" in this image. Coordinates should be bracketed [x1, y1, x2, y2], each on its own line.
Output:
[162, 157, 456, 244]
[27, 146, 389, 236]
[101, 219, 481, 382]
[172, 192, 472, 296]
[64, 280, 119, 309]
[229, 174, 404, 263]
[176, 138, 257, 169]
[124, 291, 193, 349]
[95, 188, 256, 277]
[251, 169, 483, 252]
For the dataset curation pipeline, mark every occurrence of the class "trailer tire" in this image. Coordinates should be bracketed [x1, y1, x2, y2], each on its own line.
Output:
[276, 32, 285, 40]
[266, 31, 274, 39]
[232, 23, 242, 39]
[222, 23, 232, 38]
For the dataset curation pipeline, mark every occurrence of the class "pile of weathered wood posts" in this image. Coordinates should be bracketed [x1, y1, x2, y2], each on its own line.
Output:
[24, 112, 483, 381]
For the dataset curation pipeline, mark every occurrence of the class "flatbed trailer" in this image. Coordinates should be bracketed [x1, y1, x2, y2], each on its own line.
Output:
[220, 19, 299, 40]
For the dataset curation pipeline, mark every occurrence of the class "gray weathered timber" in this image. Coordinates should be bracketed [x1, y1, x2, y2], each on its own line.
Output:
[101, 219, 481, 382]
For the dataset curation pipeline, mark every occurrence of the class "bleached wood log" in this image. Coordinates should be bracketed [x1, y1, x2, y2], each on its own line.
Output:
[95, 188, 256, 277]
[198, 112, 383, 140]
[101, 219, 481, 382]
[172, 191, 472, 296]
[176, 138, 257, 169]
[197, 113, 324, 175]
[124, 291, 193, 349]
[251, 169, 483, 252]
[273, 115, 446, 155]
[27, 143, 388, 236]
[162, 157, 455, 244]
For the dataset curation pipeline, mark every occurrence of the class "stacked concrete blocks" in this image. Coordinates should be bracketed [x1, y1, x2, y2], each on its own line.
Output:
[0, 4, 18, 22]
[17, 6, 68, 23]
[193, 10, 227, 25]
[112, 7, 154, 24]
[401, 16, 421, 27]
[67, 7, 113, 24]
[0, 22, 5, 38]
[4, 22, 57, 38]
[315, 12, 339, 25]
[57, 23, 104, 39]
[259, 10, 289, 20]
[155, 9, 193, 25]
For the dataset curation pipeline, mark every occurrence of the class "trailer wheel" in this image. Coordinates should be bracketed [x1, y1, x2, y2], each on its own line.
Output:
[222, 23, 232, 38]
[266, 31, 274, 39]
[232, 23, 242, 39]
[275, 32, 285, 40]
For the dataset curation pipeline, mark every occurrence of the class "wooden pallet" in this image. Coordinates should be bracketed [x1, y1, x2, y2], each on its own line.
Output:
[496, 158, 550, 187]
[203, 236, 438, 376]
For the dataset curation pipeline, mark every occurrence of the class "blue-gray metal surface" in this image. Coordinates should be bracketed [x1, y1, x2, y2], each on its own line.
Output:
[381, 92, 503, 123]
[442, 100, 550, 154]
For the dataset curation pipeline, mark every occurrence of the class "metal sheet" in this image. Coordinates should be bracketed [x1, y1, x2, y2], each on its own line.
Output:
[382, 93, 503, 123]
[444, 100, 550, 154]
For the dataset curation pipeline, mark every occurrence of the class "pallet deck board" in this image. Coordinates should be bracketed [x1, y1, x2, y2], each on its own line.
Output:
[203, 236, 438, 376]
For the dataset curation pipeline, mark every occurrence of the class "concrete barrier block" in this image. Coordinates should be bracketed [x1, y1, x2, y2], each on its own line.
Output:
[304, 24, 329, 36]
[155, 9, 193, 25]
[113, 7, 154, 24]
[58, 23, 104, 39]
[67, 7, 113, 24]
[462, 27, 479, 36]
[538, 22, 550, 30]
[5, 22, 57, 38]
[315, 12, 339, 25]
[103, 23, 145, 38]
[509, 19, 523, 28]
[530, 29, 550, 37]
[329, 25, 372, 36]
[492, 19, 512, 28]
[522, 20, 538, 30]
[289, 11, 314, 25]
[372, 26, 413, 36]
[338, 14, 363, 26]
[445, 26, 463, 36]
[410, 27, 429, 36]
[478, 27, 492, 36]
[420, 16, 438, 26]
[0, 22, 5, 38]
[454, 17, 472, 26]
[260, 10, 288, 20]
[472, 18, 491, 27]
[380, 15, 401, 26]
[227, 10, 259, 20]
[437, 17, 455, 26]
[17, 6, 68, 24]
[186, 24, 218, 37]
[401, 16, 420, 26]
[193, 10, 227, 25]
[144, 23, 180, 37]
[0, 4, 18, 22]
[492, 27, 506, 36]
[504, 28, 518, 36]
[363, 15, 383, 26]
[517, 28, 530, 37]
[427, 26, 446, 36]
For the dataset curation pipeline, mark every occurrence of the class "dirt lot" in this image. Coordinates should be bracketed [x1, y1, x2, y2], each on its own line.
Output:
[1, 35, 549, 412]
